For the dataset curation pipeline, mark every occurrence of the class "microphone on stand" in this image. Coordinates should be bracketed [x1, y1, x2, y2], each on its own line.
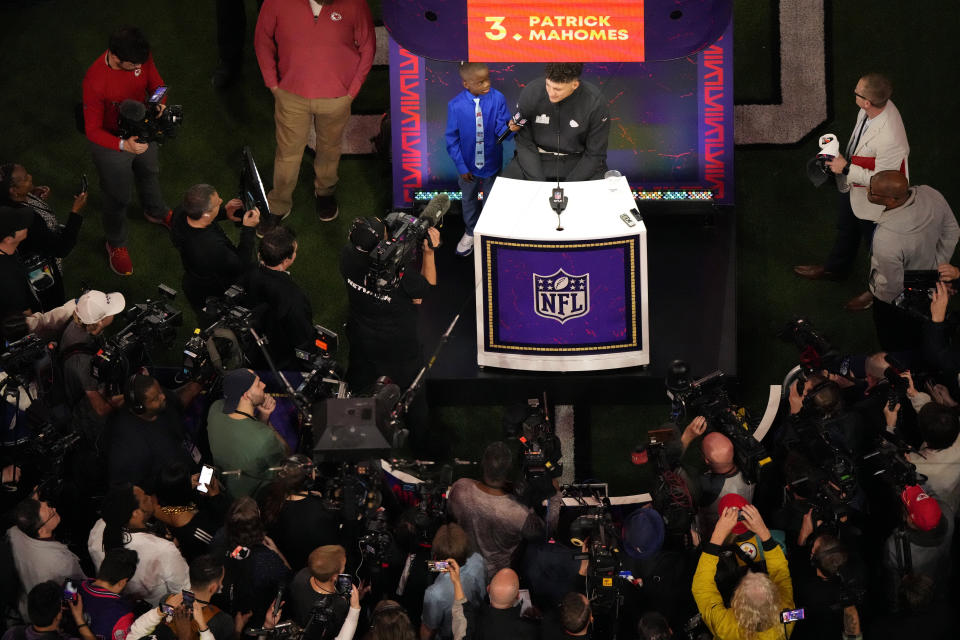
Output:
[549, 116, 567, 231]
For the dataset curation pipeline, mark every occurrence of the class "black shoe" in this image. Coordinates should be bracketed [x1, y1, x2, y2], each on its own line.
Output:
[315, 194, 338, 222]
[256, 212, 283, 238]
[211, 64, 240, 89]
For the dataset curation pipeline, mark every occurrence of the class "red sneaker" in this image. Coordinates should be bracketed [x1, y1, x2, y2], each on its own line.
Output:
[144, 209, 173, 230]
[105, 243, 133, 276]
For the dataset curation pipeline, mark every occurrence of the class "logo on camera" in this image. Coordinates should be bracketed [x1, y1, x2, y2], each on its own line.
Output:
[533, 269, 590, 324]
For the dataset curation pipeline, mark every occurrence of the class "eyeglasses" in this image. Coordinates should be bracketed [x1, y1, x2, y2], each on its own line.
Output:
[855, 92, 868, 101]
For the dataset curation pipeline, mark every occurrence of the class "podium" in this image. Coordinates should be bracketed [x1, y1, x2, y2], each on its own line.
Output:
[473, 177, 649, 372]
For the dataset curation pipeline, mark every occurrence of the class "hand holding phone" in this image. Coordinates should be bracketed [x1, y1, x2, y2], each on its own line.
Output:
[781, 608, 805, 623]
[197, 465, 214, 494]
[181, 590, 195, 608]
[427, 560, 450, 572]
[62, 579, 78, 603]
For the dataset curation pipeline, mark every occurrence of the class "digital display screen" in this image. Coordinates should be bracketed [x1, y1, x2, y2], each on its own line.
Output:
[467, 1, 645, 62]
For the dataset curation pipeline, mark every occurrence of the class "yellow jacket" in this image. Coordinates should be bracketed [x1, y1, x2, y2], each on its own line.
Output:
[691, 540, 795, 640]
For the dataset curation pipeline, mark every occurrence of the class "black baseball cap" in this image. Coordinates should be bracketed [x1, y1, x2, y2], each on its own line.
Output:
[0, 206, 33, 240]
[222, 369, 257, 414]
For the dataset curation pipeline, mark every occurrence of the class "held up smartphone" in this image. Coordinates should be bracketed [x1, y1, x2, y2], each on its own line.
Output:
[77, 173, 88, 196]
[517, 588, 533, 616]
[335, 574, 353, 596]
[780, 608, 805, 623]
[182, 590, 195, 607]
[272, 588, 284, 618]
[62, 578, 79, 603]
[197, 465, 214, 494]
[426, 560, 450, 572]
[148, 85, 168, 104]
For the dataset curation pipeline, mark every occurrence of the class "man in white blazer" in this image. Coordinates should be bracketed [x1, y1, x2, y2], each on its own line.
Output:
[794, 73, 910, 310]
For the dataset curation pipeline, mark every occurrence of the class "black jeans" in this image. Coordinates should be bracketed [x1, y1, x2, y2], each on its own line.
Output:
[824, 192, 876, 278]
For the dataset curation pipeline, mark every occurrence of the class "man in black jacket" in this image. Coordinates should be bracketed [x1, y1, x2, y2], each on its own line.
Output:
[170, 183, 259, 315]
[501, 63, 610, 182]
[0, 162, 87, 311]
[245, 226, 313, 370]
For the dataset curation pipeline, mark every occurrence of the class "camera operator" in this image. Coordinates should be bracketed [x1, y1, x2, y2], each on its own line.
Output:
[207, 369, 289, 498]
[244, 226, 314, 370]
[1, 581, 96, 640]
[170, 184, 259, 316]
[787, 525, 863, 640]
[886, 371, 960, 511]
[881, 484, 953, 609]
[0, 205, 41, 318]
[691, 504, 795, 640]
[678, 417, 756, 536]
[7, 497, 87, 620]
[447, 441, 547, 579]
[340, 217, 439, 448]
[58, 290, 127, 421]
[782, 373, 867, 456]
[82, 26, 172, 276]
[288, 545, 362, 640]
[106, 373, 203, 489]
[0, 163, 87, 311]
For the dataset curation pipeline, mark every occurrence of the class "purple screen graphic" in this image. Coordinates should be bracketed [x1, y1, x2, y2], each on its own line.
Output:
[389, 19, 734, 207]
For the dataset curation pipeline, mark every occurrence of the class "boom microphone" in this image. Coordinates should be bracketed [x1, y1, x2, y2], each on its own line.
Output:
[118, 99, 146, 123]
[418, 192, 451, 227]
[497, 111, 528, 144]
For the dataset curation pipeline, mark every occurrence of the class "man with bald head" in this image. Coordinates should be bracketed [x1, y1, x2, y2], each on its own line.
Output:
[868, 170, 958, 349]
[468, 568, 539, 638]
[679, 417, 756, 536]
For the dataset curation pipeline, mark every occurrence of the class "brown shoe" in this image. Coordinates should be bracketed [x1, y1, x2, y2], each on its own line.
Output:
[793, 264, 835, 280]
[844, 291, 874, 311]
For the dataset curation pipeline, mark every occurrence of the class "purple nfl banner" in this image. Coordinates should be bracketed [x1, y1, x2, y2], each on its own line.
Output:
[481, 235, 642, 355]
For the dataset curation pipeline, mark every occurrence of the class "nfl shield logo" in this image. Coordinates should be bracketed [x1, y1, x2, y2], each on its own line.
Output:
[533, 269, 590, 324]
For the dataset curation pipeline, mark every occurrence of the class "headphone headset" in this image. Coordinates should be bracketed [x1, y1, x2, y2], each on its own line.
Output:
[800, 378, 837, 411]
[349, 216, 385, 252]
[125, 373, 146, 414]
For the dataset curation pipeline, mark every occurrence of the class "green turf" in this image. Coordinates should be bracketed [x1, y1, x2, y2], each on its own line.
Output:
[3, 1, 959, 479]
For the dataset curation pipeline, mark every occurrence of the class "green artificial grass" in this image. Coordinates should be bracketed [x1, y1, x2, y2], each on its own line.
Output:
[3, 0, 960, 483]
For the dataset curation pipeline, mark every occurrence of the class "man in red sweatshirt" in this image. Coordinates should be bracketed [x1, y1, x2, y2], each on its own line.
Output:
[82, 26, 171, 276]
[255, 0, 375, 229]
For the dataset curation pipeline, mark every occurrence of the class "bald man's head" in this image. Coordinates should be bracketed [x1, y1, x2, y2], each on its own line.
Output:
[868, 170, 909, 209]
[703, 432, 735, 474]
[488, 568, 519, 608]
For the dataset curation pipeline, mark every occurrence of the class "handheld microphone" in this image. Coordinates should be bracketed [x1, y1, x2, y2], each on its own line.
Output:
[497, 111, 527, 144]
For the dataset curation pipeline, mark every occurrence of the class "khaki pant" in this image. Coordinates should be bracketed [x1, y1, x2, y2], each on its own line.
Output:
[268, 89, 352, 216]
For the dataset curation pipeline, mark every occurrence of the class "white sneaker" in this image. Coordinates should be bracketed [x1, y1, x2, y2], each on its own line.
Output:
[456, 233, 474, 256]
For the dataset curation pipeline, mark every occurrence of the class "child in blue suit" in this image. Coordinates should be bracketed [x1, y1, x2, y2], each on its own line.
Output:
[445, 62, 511, 256]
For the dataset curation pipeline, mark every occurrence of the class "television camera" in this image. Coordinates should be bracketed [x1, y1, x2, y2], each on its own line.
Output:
[181, 285, 257, 381]
[117, 86, 183, 144]
[364, 193, 450, 293]
[665, 360, 772, 482]
[91, 284, 182, 392]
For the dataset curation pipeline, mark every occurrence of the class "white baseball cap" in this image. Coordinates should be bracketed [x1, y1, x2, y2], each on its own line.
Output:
[76, 290, 126, 324]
